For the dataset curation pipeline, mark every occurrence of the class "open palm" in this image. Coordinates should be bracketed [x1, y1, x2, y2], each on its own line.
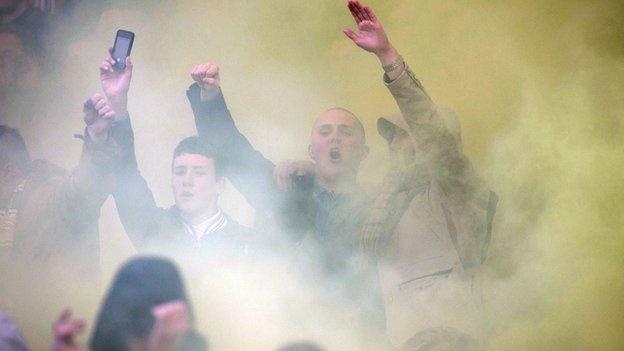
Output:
[343, 0, 390, 54]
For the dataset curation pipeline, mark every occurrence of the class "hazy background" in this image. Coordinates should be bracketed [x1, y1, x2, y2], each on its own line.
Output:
[3, 0, 623, 350]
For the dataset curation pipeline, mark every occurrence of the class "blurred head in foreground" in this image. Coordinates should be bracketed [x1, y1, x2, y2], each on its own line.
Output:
[90, 256, 207, 351]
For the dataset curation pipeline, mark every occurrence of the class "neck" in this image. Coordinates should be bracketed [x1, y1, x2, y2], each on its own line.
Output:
[315, 171, 357, 194]
[180, 205, 219, 226]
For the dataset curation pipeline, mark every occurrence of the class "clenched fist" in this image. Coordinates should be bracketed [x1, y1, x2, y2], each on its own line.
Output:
[84, 93, 115, 143]
[190, 63, 220, 100]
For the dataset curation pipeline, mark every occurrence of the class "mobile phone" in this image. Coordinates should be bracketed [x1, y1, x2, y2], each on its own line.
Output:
[111, 29, 134, 71]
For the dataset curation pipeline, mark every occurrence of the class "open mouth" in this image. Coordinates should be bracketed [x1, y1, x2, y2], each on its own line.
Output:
[181, 191, 194, 198]
[330, 148, 341, 162]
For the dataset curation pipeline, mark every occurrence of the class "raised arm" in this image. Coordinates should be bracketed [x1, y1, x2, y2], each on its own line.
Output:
[344, 1, 493, 201]
[98, 53, 164, 250]
[345, 0, 497, 265]
[186, 63, 281, 213]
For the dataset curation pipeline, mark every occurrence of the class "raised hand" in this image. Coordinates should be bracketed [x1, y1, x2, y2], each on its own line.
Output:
[343, 1, 392, 55]
[146, 300, 191, 351]
[99, 49, 133, 117]
[52, 308, 86, 351]
[84, 93, 115, 143]
[343, 0, 403, 78]
[190, 63, 220, 100]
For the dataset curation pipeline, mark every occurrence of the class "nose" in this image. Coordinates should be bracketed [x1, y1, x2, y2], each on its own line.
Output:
[182, 172, 194, 186]
[330, 129, 341, 144]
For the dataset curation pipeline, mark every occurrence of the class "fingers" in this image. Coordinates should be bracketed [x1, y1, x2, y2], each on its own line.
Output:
[53, 308, 86, 338]
[190, 63, 219, 82]
[360, 5, 372, 21]
[99, 59, 113, 74]
[98, 104, 112, 117]
[152, 300, 190, 334]
[202, 77, 218, 86]
[84, 94, 115, 126]
[347, 1, 362, 24]
[363, 5, 377, 22]
[102, 109, 116, 120]
[84, 93, 102, 114]
[94, 97, 106, 111]
[348, 0, 367, 23]
[100, 52, 117, 74]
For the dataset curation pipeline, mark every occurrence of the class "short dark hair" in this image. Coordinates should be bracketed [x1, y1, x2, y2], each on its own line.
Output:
[89, 256, 206, 351]
[172, 136, 222, 178]
[0, 125, 31, 174]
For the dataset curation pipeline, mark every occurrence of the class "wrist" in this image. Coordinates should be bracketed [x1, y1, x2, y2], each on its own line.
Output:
[376, 45, 399, 66]
[87, 125, 107, 144]
[200, 86, 220, 102]
[108, 95, 128, 119]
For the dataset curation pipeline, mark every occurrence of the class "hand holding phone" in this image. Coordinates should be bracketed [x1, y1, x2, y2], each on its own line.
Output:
[111, 29, 134, 71]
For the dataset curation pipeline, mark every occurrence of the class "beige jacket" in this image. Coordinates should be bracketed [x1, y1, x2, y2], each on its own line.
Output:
[371, 64, 497, 348]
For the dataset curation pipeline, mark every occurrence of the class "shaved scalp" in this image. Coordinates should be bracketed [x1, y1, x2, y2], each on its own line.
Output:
[313, 107, 366, 143]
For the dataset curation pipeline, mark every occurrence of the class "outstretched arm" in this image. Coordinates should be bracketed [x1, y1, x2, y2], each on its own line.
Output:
[97, 53, 164, 250]
[344, 0, 487, 201]
[345, 1, 496, 265]
[187, 63, 281, 213]
[51, 93, 117, 239]
[343, 0, 404, 81]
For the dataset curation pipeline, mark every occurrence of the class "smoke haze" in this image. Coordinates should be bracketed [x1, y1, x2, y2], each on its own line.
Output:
[2, 0, 623, 350]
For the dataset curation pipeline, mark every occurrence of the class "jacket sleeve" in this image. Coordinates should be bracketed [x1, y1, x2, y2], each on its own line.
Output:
[186, 84, 281, 214]
[105, 116, 164, 250]
[384, 64, 498, 268]
[50, 124, 124, 234]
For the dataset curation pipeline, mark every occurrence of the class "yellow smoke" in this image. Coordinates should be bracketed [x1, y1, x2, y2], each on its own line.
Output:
[4, 0, 623, 350]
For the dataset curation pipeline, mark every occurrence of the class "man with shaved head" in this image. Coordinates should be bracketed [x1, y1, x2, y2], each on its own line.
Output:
[188, 0, 496, 345]
[186, 37, 381, 331]
[337, 1, 498, 348]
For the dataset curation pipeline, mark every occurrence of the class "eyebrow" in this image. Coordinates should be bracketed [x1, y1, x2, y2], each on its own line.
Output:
[318, 123, 354, 129]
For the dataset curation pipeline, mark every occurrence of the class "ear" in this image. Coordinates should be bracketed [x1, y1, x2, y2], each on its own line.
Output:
[308, 143, 315, 161]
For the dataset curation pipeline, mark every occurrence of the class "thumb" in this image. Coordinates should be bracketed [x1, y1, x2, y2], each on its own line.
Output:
[343, 28, 358, 42]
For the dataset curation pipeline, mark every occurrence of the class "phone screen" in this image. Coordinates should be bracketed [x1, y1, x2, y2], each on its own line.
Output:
[113, 36, 131, 62]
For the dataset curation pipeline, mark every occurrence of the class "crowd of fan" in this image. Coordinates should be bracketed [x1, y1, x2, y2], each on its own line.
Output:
[0, 1, 496, 350]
